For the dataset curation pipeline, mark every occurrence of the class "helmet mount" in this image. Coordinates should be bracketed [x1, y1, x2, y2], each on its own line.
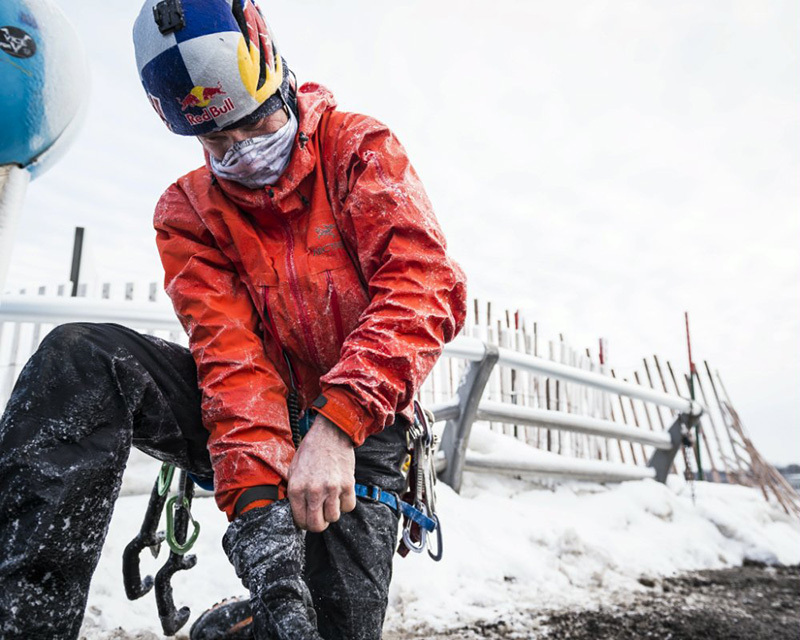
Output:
[152, 0, 185, 36]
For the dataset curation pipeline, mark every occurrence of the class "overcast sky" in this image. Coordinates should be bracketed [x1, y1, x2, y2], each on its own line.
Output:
[5, 0, 798, 464]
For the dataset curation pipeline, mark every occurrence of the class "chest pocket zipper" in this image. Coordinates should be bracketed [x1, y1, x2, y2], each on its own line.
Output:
[325, 269, 346, 346]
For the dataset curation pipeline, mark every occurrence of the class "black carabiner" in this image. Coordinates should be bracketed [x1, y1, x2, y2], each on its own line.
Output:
[428, 514, 444, 562]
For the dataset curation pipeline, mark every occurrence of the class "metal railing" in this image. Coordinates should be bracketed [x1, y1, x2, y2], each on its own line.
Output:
[434, 339, 701, 491]
[0, 294, 701, 492]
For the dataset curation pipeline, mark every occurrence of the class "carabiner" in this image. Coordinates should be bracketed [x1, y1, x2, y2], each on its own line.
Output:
[165, 495, 201, 555]
[157, 462, 175, 497]
[401, 502, 428, 554]
[427, 514, 443, 562]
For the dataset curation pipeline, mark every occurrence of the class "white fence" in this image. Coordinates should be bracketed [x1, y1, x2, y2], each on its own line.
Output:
[0, 286, 701, 491]
[3, 285, 796, 515]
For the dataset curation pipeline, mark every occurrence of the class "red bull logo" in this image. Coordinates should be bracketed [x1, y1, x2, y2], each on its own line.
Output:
[176, 83, 237, 126]
[178, 84, 227, 111]
[184, 97, 237, 126]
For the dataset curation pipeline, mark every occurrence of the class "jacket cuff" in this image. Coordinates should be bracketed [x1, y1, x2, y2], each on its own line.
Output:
[313, 386, 376, 446]
[217, 477, 286, 522]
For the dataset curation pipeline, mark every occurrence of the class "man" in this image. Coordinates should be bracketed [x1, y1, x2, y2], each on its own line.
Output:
[0, 0, 466, 638]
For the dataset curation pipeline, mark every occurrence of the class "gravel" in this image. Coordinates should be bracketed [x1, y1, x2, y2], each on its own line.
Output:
[386, 563, 800, 639]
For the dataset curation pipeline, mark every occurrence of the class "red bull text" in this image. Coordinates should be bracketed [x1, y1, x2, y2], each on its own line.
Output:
[184, 97, 237, 126]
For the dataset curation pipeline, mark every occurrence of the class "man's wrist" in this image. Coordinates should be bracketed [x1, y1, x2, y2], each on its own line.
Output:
[311, 414, 354, 446]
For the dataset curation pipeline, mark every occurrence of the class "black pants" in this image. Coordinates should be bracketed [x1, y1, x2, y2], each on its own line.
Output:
[0, 323, 407, 640]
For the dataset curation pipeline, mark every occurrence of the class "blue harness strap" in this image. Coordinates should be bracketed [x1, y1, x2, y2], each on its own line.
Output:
[354, 483, 437, 533]
[185, 476, 436, 532]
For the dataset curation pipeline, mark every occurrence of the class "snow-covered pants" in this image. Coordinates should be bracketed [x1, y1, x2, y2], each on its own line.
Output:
[0, 323, 406, 640]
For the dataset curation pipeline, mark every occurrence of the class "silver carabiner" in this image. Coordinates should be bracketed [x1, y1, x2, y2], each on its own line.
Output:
[401, 502, 428, 554]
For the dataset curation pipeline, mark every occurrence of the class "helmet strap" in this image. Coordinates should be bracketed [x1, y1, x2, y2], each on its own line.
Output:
[280, 70, 299, 120]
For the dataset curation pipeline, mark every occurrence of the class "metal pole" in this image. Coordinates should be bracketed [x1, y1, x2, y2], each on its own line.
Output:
[70, 227, 84, 297]
[0, 165, 31, 293]
[647, 416, 689, 483]
[684, 312, 703, 480]
[439, 344, 499, 492]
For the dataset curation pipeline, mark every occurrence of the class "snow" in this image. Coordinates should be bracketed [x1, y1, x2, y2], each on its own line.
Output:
[1, 2, 796, 635]
[80, 429, 800, 638]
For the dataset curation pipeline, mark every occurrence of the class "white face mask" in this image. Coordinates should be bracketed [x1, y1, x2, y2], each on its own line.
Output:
[209, 109, 298, 189]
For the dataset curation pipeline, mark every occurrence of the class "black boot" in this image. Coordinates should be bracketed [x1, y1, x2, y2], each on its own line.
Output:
[190, 596, 254, 639]
[222, 500, 323, 640]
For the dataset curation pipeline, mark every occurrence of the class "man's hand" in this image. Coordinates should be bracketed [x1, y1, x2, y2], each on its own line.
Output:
[286, 414, 357, 532]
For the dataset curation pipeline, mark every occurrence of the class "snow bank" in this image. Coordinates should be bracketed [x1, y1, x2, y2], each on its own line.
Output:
[80, 429, 800, 637]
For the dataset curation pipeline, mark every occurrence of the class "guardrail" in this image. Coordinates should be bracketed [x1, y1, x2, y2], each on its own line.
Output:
[434, 339, 700, 492]
[0, 294, 702, 492]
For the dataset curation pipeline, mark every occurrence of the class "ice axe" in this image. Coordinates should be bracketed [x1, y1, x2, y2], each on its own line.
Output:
[123, 463, 200, 636]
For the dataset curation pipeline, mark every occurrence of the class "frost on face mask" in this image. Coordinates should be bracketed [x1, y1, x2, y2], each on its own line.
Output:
[210, 109, 299, 189]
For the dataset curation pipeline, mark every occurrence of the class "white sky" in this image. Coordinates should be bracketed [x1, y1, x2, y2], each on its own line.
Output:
[6, 0, 799, 464]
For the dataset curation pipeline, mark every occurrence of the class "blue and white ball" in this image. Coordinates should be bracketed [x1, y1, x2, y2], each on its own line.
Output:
[0, 0, 88, 179]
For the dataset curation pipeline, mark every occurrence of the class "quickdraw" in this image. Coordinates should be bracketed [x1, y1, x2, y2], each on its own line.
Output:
[397, 400, 443, 561]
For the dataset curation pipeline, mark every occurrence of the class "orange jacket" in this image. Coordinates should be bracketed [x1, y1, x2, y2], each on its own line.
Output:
[154, 83, 467, 519]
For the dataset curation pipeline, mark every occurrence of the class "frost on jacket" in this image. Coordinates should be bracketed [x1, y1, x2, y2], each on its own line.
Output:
[153, 83, 467, 518]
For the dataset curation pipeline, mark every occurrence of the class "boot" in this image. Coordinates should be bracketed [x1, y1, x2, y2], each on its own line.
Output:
[222, 500, 323, 640]
[190, 596, 254, 639]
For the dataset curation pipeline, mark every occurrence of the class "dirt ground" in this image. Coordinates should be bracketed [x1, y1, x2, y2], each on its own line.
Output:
[86, 563, 798, 639]
[387, 562, 800, 639]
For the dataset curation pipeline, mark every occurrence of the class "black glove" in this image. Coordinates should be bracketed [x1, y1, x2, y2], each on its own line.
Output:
[222, 500, 323, 640]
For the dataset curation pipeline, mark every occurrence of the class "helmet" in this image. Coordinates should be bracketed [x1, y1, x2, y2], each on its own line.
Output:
[133, 0, 294, 136]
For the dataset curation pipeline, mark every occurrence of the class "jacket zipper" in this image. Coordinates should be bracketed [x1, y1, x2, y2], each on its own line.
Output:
[263, 286, 302, 389]
[264, 286, 303, 447]
[280, 219, 324, 370]
[325, 269, 346, 346]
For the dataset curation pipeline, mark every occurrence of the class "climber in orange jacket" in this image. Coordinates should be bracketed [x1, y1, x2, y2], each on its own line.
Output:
[0, 2, 465, 639]
[155, 79, 466, 524]
[140, 0, 466, 638]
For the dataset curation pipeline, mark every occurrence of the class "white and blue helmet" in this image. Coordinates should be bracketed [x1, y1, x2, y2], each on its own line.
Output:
[133, 0, 294, 136]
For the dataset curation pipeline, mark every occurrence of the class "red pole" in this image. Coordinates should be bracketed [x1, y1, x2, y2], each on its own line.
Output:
[685, 312, 696, 377]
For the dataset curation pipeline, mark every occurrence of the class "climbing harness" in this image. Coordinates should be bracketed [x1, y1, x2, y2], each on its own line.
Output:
[289, 389, 444, 561]
[354, 483, 437, 535]
[123, 462, 201, 636]
[396, 401, 443, 561]
[125, 395, 444, 636]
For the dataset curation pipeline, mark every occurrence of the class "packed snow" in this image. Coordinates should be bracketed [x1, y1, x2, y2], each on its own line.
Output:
[79, 426, 800, 638]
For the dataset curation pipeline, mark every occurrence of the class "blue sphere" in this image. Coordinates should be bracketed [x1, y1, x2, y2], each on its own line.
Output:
[0, 0, 88, 179]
